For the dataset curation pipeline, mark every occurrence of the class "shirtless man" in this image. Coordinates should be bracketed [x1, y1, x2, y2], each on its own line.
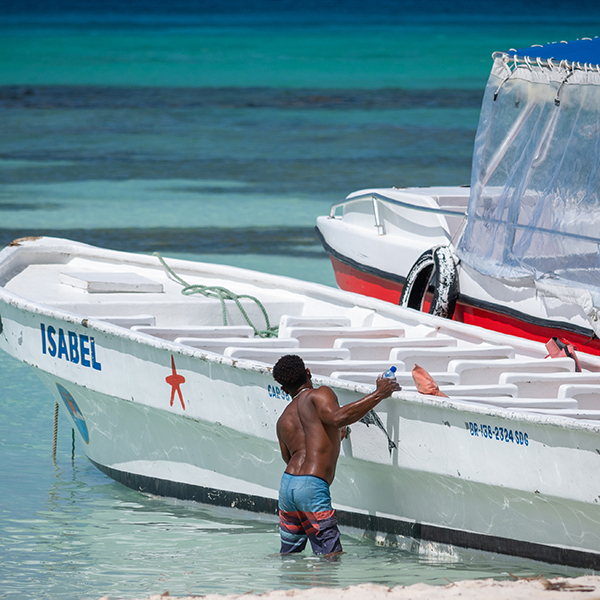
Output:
[272, 354, 400, 555]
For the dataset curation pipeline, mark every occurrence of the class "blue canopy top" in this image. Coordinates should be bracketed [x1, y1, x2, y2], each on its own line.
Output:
[508, 37, 600, 66]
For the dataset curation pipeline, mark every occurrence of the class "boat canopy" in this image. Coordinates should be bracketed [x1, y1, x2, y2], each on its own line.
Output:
[457, 37, 600, 314]
[508, 37, 600, 66]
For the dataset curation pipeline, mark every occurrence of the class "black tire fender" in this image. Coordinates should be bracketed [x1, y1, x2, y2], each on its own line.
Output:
[399, 246, 459, 319]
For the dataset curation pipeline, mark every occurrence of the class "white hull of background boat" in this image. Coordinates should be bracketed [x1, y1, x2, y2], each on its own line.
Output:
[316, 186, 600, 355]
[2, 237, 600, 568]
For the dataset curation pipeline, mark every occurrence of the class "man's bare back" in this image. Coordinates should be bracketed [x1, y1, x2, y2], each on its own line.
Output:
[276, 366, 400, 485]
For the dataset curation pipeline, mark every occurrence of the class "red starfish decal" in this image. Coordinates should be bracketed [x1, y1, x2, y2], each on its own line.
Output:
[166, 355, 186, 410]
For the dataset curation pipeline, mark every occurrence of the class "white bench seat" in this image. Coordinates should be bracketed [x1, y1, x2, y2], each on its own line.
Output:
[390, 345, 515, 372]
[521, 408, 600, 420]
[278, 315, 351, 337]
[303, 360, 406, 377]
[283, 327, 407, 349]
[436, 384, 518, 397]
[93, 314, 156, 328]
[329, 371, 460, 386]
[131, 325, 255, 341]
[223, 347, 351, 363]
[175, 337, 300, 353]
[452, 397, 578, 410]
[499, 372, 600, 398]
[448, 357, 576, 385]
[557, 385, 600, 409]
[334, 336, 457, 360]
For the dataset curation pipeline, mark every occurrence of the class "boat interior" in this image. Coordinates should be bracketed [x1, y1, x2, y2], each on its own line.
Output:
[327, 186, 470, 241]
[4, 244, 600, 423]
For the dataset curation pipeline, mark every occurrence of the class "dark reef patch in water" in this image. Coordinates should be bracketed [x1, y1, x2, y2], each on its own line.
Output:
[0, 85, 484, 110]
[0, 226, 325, 257]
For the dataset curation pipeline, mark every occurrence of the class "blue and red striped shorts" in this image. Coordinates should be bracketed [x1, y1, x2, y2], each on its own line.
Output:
[278, 472, 342, 555]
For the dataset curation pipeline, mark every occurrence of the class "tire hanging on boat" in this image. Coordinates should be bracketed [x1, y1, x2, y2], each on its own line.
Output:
[399, 246, 459, 319]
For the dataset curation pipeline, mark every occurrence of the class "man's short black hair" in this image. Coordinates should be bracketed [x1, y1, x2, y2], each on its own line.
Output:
[273, 354, 308, 389]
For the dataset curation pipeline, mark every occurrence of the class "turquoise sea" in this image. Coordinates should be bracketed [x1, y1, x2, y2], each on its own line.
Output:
[2, 2, 600, 598]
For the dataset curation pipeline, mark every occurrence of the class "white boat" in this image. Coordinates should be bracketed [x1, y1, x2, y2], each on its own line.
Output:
[316, 38, 600, 356]
[2, 236, 600, 568]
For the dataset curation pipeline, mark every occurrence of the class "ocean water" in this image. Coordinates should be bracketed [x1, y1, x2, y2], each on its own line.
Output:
[2, 2, 600, 599]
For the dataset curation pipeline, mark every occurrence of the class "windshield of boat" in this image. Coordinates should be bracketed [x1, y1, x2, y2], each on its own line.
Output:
[457, 39, 600, 306]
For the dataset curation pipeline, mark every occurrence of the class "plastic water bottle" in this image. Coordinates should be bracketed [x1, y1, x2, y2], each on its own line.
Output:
[373, 365, 397, 390]
[383, 366, 397, 381]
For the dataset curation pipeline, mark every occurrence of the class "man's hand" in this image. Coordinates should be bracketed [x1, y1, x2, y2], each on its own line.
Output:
[374, 374, 401, 398]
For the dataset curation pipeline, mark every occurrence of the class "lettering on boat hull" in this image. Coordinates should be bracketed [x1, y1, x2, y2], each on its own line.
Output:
[40, 323, 102, 370]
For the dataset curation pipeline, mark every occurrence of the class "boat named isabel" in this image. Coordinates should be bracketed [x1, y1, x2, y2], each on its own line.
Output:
[2, 236, 600, 568]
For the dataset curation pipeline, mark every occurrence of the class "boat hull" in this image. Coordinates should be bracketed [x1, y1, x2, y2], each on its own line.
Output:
[3, 238, 600, 568]
[34, 342, 600, 570]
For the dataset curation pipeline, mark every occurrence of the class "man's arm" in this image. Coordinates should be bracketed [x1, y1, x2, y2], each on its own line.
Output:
[311, 377, 399, 428]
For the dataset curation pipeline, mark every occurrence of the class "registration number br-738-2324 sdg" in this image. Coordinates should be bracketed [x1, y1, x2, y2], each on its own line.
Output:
[467, 421, 529, 446]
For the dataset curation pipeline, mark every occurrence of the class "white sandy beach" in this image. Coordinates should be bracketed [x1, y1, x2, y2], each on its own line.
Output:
[100, 576, 600, 600]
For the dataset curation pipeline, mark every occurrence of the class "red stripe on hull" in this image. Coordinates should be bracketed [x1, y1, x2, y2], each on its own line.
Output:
[457, 304, 600, 355]
[330, 256, 404, 304]
[330, 256, 600, 356]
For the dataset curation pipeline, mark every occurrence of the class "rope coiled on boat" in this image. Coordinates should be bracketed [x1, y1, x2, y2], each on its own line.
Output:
[154, 253, 278, 338]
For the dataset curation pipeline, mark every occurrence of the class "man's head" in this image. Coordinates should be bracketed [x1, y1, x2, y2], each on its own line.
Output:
[273, 354, 309, 392]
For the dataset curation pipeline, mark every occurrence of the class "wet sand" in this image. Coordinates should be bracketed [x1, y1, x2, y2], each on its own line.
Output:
[99, 576, 600, 600]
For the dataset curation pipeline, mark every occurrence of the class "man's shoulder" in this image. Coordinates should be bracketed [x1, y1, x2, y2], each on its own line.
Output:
[305, 385, 337, 403]
[278, 400, 296, 421]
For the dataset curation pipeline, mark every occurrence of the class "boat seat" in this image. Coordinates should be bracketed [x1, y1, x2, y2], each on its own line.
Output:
[278, 315, 351, 338]
[283, 326, 406, 349]
[93, 314, 156, 328]
[557, 385, 600, 409]
[174, 337, 299, 352]
[448, 357, 576, 385]
[131, 325, 255, 341]
[304, 360, 407, 377]
[403, 324, 440, 338]
[329, 371, 460, 386]
[334, 335, 457, 360]
[389, 345, 515, 372]
[60, 271, 163, 293]
[520, 408, 600, 420]
[223, 347, 351, 363]
[436, 384, 518, 397]
[405, 384, 517, 398]
[451, 397, 578, 410]
[499, 372, 600, 398]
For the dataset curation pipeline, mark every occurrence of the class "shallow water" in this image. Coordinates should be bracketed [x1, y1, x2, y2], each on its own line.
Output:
[2, 2, 600, 598]
[0, 345, 586, 600]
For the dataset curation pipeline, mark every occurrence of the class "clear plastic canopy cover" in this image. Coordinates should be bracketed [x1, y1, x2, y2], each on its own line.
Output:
[457, 39, 600, 307]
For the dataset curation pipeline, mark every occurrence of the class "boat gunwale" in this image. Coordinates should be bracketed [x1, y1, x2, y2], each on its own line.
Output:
[329, 188, 469, 219]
